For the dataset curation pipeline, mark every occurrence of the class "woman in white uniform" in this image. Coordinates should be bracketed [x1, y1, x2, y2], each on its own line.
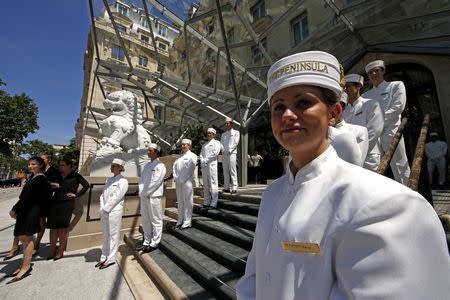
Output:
[173, 138, 198, 229]
[97, 158, 128, 269]
[235, 51, 449, 299]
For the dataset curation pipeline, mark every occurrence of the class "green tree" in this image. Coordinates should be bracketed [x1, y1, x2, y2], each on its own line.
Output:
[0, 80, 39, 156]
[17, 139, 54, 158]
[55, 138, 80, 168]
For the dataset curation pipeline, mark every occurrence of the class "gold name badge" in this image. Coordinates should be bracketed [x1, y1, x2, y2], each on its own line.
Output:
[282, 241, 320, 254]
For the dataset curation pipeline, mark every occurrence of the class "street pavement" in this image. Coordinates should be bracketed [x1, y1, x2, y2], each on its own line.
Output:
[0, 187, 133, 300]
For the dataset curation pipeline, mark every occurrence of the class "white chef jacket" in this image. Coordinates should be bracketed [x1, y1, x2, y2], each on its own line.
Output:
[200, 138, 221, 205]
[236, 146, 450, 300]
[335, 120, 369, 163]
[139, 158, 166, 198]
[221, 128, 240, 155]
[100, 174, 128, 213]
[328, 126, 362, 166]
[342, 96, 384, 155]
[173, 150, 198, 184]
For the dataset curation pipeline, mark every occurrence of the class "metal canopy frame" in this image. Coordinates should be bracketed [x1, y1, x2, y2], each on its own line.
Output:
[85, 0, 449, 185]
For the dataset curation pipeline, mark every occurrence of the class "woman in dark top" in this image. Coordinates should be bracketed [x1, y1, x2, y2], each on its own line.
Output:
[8, 157, 51, 283]
[47, 157, 89, 260]
[33, 152, 62, 255]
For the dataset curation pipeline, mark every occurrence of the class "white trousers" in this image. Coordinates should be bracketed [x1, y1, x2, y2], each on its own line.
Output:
[381, 133, 410, 185]
[428, 157, 446, 185]
[223, 153, 238, 190]
[176, 180, 193, 227]
[364, 152, 381, 172]
[100, 209, 123, 263]
[202, 163, 218, 207]
[140, 196, 162, 247]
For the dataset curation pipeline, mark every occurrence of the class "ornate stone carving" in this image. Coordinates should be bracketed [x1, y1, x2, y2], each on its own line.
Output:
[95, 90, 151, 158]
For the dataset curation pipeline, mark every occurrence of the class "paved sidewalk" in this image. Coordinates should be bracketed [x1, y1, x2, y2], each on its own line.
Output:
[0, 187, 133, 300]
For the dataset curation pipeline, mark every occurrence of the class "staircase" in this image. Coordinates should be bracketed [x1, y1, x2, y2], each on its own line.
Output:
[124, 193, 261, 299]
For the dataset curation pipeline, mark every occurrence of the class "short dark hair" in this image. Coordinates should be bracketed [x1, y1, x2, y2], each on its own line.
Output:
[29, 156, 46, 172]
[40, 151, 54, 162]
[61, 157, 75, 167]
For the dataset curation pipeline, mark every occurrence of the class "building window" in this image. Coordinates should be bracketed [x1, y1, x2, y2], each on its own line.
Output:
[141, 34, 149, 43]
[158, 23, 168, 37]
[227, 28, 235, 45]
[158, 42, 167, 50]
[181, 50, 187, 63]
[155, 105, 162, 120]
[251, 1, 266, 22]
[112, 44, 125, 61]
[251, 37, 266, 64]
[139, 56, 148, 67]
[207, 20, 214, 35]
[116, 23, 127, 33]
[206, 48, 215, 62]
[117, 4, 128, 16]
[140, 16, 149, 28]
[291, 13, 309, 47]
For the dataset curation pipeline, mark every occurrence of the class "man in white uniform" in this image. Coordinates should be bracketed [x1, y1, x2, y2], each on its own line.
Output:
[220, 117, 240, 193]
[200, 128, 221, 208]
[343, 73, 384, 171]
[335, 91, 369, 164]
[98, 158, 128, 269]
[425, 132, 448, 186]
[137, 143, 166, 252]
[363, 60, 411, 184]
[236, 51, 450, 299]
[173, 138, 198, 229]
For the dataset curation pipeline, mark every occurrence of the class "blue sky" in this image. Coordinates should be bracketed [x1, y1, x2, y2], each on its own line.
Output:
[0, 0, 195, 146]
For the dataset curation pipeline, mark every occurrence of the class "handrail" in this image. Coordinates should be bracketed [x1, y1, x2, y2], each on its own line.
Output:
[407, 114, 430, 191]
[377, 117, 408, 175]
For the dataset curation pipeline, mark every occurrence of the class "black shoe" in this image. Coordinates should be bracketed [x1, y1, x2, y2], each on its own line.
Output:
[222, 189, 231, 193]
[231, 190, 237, 194]
[7, 266, 32, 284]
[142, 245, 158, 253]
[175, 223, 182, 229]
[134, 242, 144, 251]
[3, 247, 20, 261]
[99, 261, 115, 269]
[95, 261, 105, 268]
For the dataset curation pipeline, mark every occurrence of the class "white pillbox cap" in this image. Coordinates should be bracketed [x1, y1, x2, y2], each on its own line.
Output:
[148, 143, 161, 152]
[267, 51, 342, 101]
[344, 74, 364, 86]
[181, 138, 192, 145]
[365, 60, 385, 74]
[111, 158, 125, 166]
[224, 117, 232, 123]
[207, 128, 216, 134]
[340, 91, 348, 105]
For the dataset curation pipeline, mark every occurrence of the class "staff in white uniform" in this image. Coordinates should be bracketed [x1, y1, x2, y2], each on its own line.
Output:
[136, 143, 166, 252]
[221, 117, 240, 193]
[362, 60, 411, 184]
[236, 51, 449, 300]
[200, 128, 221, 209]
[173, 138, 198, 229]
[328, 126, 362, 166]
[335, 91, 369, 164]
[425, 132, 448, 186]
[97, 158, 128, 269]
[343, 73, 384, 171]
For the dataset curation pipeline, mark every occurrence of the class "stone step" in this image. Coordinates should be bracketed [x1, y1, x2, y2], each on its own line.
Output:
[217, 199, 259, 216]
[192, 215, 254, 251]
[159, 233, 240, 300]
[168, 225, 248, 273]
[194, 206, 257, 231]
[125, 234, 215, 299]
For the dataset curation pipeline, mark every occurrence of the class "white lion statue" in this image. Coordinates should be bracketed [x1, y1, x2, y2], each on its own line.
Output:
[95, 90, 152, 158]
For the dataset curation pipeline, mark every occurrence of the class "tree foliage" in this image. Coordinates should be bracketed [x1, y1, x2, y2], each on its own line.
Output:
[0, 79, 39, 156]
[17, 139, 54, 158]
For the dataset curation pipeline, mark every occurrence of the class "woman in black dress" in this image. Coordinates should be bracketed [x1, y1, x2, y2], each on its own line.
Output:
[47, 157, 89, 260]
[8, 157, 51, 283]
[33, 152, 62, 255]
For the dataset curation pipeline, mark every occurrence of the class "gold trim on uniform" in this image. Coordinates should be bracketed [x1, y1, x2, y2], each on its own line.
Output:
[282, 241, 321, 254]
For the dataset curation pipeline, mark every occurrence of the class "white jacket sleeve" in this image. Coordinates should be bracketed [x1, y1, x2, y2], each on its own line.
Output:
[172, 159, 179, 182]
[103, 177, 129, 213]
[384, 82, 406, 126]
[230, 130, 240, 154]
[330, 191, 450, 299]
[179, 154, 197, 183]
